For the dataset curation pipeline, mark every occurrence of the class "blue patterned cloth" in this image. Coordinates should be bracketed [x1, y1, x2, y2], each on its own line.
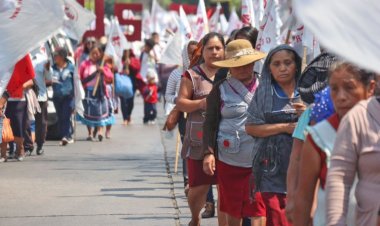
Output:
[310, 87, 335, 123]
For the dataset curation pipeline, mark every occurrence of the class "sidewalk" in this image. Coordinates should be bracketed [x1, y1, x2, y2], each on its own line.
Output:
[0, 97, 220, 226]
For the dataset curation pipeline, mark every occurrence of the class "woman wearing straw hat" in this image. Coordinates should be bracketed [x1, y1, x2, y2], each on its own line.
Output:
[203, 39, 267, 226]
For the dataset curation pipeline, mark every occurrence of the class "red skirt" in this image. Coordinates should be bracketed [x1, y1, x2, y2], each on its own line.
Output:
[217, 160, 266, 218]
[187, 158, 217, 187]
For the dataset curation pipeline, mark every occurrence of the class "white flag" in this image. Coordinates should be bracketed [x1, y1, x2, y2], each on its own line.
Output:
[159, 31, 183, 66]
[253, 0, 265, 29]
[142, 9, 152, 39]
[219, 13, 229, 35]
[105, 17, 130, 72]
[179, 5, 193, 40]
[255, 0, 282, 53]
[209, 3, 222, 32]
[225, 8, 243, 36]
[0, 0, 64, 73]
[62, 0, 95, 41]
[194, 0, 209, 41]
[241, 0, 255, 27]
[151, 0, 167, 35]
[293, 0, 380, 73]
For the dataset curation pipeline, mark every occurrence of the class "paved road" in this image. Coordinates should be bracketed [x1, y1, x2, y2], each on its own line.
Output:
[0, 97, 218, 226]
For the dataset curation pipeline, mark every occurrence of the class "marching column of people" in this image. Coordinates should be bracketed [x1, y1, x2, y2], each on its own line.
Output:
[0, 28, 379, 226]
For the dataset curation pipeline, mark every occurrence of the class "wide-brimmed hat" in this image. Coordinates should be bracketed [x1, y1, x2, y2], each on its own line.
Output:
[213, 39, 266, 68]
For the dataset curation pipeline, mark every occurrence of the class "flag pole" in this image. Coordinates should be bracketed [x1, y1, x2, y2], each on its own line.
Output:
[92, 56, 106, 97]
[302, 46, 308, 71]
[174, 129, 181, 174]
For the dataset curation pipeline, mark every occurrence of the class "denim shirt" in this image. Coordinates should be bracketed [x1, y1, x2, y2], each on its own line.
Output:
[52, 61, 75, 98]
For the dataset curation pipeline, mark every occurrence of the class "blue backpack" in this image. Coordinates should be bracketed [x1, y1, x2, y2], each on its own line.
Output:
[114, 73, 133, 99]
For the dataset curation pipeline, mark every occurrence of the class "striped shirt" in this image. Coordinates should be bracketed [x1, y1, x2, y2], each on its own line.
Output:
[165, 67, 183, 105]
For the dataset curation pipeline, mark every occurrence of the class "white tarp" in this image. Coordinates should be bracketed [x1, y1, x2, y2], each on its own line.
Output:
[293, 0, 380, 73]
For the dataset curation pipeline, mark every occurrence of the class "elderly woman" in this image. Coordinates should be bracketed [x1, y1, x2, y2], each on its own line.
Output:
[325, 68, 379, 226]
[176, 32, 226, 226]
[203, 39, 267, 226]
[292, 62, 376, 226]
[246, 45, 302, 226]
[52, 48, 75, 146]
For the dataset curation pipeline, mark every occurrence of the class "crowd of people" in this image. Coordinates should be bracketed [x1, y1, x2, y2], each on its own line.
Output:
[0, 23, 379, 226]
[164, 25, 380, 226]
[0, 32, 165, 161]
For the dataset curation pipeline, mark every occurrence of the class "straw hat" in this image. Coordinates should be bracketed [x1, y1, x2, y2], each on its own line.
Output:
[213, 39, 266, 68]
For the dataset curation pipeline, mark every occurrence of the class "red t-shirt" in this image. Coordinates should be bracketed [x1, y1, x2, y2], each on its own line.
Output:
[143, 83, 158, 104]
[6, 55, 35, 98]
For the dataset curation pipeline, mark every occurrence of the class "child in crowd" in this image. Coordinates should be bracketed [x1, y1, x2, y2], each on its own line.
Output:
[142, 69, 158, 124]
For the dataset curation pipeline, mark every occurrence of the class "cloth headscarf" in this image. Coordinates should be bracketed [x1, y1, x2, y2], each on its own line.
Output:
[247, 44, 302, 125]
[182, 41, 192, 72]
[189, 40, 203, 68]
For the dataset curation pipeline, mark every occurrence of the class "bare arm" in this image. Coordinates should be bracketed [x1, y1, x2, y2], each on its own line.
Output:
[23, 79, 34, 90]
[286, 138, 305, 222]
[176, 77, 205, 113]
[293, 137, 321, 226]
[326, 117, 357, 226]
[245, 122, 296, 138]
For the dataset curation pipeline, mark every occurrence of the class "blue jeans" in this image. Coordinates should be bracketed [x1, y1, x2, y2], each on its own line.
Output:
[53, 96, 74, 139]
[143, 102, 157, 123]
[119, 95, 134, 121]
[206, 186, 214, 203]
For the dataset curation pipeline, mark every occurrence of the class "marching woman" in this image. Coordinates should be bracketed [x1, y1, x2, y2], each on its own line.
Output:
[1, 55, 35, 162]
[176, 32, 226, 226]
[51, 48, 75, 146]
[78, 45, 115, 141]
[292, 62, 376, 226]
[203, 39, 267, 226]
[245, 45, 302, 226]
[326, 70, 379, 226]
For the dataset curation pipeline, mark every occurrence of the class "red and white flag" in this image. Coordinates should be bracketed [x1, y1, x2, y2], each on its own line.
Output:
[179, 5, 193, 40]
[255, 0, 282, 53]
[241, 0, 255, 27]
[209, 3, 222, 32]
[253, 0, 265, 29]
[194, 0, 209, 41]
[293, 0, 380, 73]
[105, 17, 130, 72]
[0, 0, 64, 95]
[62, 0, 95, 41]
[225, 8, 243, 36]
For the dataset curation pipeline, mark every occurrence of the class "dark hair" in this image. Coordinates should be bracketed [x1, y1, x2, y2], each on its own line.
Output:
[84, 36, 96, 53]
[329, 61, 376, 87]
[201, 32, 225, 49]
[151, 32, 159, 37]
[227, 29, 240, 44]
[268, 49, 297, 65]
[145, 39, 155, 49]
[234, 26, 259, 48]
[53, 47, 68, 59]
[188, 40, 198, 47]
